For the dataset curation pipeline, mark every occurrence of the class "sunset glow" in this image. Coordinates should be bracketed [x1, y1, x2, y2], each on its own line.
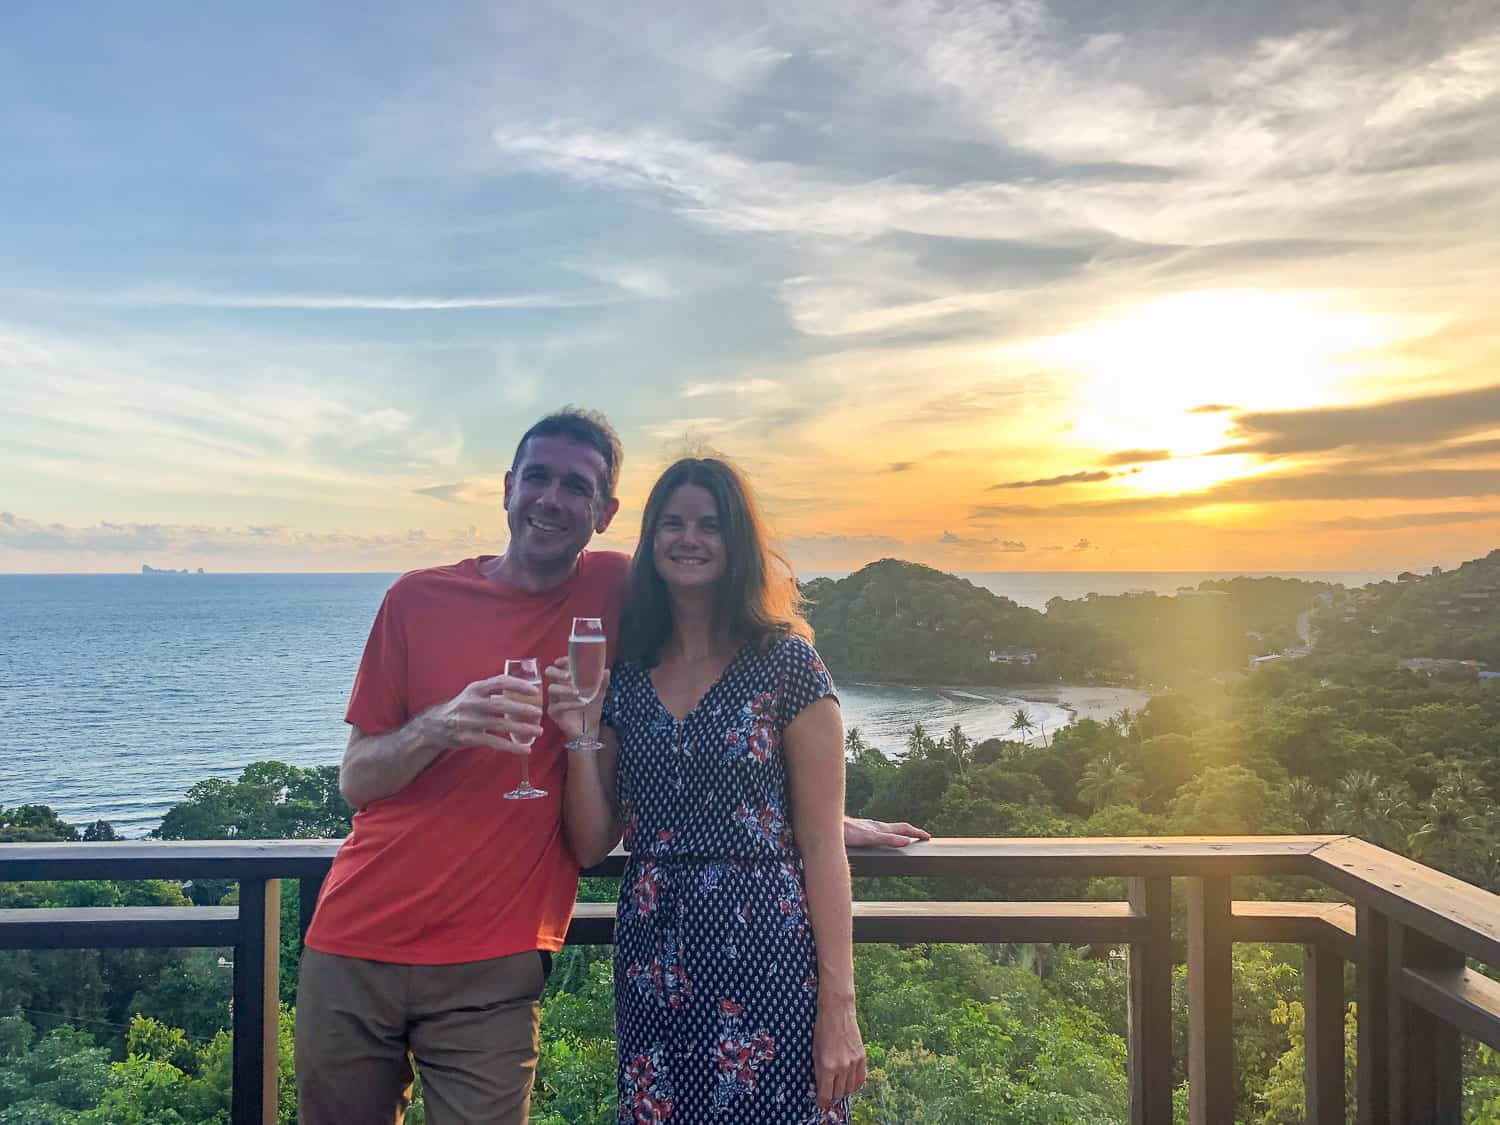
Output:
[2, 4, 1498, 575]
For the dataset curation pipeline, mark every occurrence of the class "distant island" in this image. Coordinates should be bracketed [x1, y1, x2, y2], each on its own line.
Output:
[141, 564, 204, 575]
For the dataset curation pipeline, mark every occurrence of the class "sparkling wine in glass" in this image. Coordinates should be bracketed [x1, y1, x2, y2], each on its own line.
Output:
[567, 617, 607, 750]
[502, 657, 547, 800]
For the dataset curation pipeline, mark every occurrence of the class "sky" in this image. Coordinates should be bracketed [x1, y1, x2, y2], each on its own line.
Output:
[3, 1, 1499, 575]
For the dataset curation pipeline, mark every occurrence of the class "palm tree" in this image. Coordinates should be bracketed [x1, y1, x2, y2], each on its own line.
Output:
[1411, 788, 1482, 868]
[1284, 778, 1330, 833]
[944, 724, 972, 775]
[906, 721, 934, 760]
[844, 726, 872, 763]
[1333, 770, 1409, 850]
[1078, 752, 1144, 812]
[1010, 707, 1037, 745]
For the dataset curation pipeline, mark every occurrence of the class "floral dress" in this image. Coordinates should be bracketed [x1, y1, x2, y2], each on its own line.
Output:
[602, 634, 848, 1125]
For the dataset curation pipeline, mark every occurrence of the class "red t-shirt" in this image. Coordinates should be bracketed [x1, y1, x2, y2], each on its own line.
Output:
[304, 551, 628, 964]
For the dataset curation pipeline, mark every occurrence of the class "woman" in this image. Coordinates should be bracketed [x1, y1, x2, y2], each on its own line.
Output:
[546, 456, 865, 1124]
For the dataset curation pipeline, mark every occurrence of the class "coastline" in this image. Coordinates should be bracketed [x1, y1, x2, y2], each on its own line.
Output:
[843, 677, 1152, 728]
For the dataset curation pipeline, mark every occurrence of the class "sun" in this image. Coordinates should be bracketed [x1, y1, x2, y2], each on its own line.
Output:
[1017, 289, 1441, 491]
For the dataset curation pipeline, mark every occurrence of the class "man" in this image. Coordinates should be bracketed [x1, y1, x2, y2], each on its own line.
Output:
[296, 408, 927, 1124]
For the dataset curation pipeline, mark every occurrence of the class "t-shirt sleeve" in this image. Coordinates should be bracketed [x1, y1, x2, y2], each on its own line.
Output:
[344, 586, 409, 734]
[776, 635, 838, 728]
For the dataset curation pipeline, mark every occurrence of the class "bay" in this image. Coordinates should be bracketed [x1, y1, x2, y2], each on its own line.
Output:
[2, 570, 1302, 836]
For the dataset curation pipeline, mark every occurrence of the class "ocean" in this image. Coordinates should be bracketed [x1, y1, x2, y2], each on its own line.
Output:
[0, 569, 1385, 836]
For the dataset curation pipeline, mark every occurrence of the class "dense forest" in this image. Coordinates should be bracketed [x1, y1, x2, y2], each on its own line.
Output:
[7, 552, 1500, 1121]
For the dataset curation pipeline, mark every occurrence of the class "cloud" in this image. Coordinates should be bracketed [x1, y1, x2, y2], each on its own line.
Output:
[86, 288, 598, 311]
[1188, 404, 1237, 414]
[940, 531, 1026, 551]
[1071, 538, 1093, 551]
[1313, 509, 1500, 530]
[0, 512, 492, 560]
[1219, 382, 1500, 456]
[1102, 449, 1171, 465]
[680, 378, 781, 399]
[887, 461, 915, 473]
[990, 470, 1115, 489]
[974, 466, 1500, 522]
[414, 482, 471, 503]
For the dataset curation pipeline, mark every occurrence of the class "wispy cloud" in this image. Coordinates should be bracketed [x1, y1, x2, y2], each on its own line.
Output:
[414, 482, 472, 503]
[941, 531, 1026, 551]
[1219, 381, 1500, 456]
[0, 511, 493, 562]
[1102, 449, 1171, 465]
[1313, 510, 1500, 530]
[680, 378, 781, 398]
[89, 288, 598, 311]
[990, 470, 1116, 490]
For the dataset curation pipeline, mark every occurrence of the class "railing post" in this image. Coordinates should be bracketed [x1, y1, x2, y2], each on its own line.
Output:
[1303, 943, 1346, 1125]
[1356, 906, 1390, 1125]
[1187, 877, 1234, 1125]
[1128, 877, 1173, 1125]
[1390, 924, 1463, 1124]
[298, 872, 325, 947]
[233, 877, 281, 1125]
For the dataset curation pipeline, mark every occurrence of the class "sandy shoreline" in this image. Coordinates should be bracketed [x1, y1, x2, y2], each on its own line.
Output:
[997, 683, 1153, 725]
[851, 678, 1153, 728]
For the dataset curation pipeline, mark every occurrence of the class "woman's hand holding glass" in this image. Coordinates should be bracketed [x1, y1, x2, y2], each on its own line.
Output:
[544, 658, 610, 747]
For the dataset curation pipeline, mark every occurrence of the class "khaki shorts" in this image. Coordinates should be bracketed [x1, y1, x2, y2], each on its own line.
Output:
[295, 947, 549, 1125]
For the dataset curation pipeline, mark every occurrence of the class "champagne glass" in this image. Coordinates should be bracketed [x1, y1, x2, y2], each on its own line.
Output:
[502, 657, 547, 800]
[566, 617, 607, 750]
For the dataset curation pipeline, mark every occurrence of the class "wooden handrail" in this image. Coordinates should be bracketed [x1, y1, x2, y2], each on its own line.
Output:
[6, 834, 1500, 1125]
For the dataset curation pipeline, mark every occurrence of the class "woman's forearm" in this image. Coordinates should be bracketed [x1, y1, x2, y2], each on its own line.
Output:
[801, 835, 856, 1000]
[562, 740, 622, 867]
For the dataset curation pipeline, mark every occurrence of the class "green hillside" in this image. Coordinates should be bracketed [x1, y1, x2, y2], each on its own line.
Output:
[802, 559, 1052, 684]
[1314, 550, 1500, 665]
[804, 560, 1333, 688]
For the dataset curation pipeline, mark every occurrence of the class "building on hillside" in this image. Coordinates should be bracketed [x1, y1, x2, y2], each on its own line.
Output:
[1249, 652, 1304, 671]
[989, 646, 1038, 665]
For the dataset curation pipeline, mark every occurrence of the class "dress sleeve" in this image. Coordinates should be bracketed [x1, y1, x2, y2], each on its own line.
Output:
[600, 661, 625, 731]
[776, 635, 838, 728]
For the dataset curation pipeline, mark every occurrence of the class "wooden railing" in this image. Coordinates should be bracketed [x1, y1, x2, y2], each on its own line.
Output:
[4, 835, 1500, 1124]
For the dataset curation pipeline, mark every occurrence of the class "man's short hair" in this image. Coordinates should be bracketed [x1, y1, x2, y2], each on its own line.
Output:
[511, 408, 623, 501]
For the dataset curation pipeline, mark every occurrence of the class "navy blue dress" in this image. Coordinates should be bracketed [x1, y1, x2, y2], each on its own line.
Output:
[602, 634, 848, 1125]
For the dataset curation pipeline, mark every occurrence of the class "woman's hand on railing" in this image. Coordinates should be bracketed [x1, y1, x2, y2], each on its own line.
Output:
[842, 816, 931, 848]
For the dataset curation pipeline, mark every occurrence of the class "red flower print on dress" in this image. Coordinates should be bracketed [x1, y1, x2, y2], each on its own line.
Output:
[723, 691, 779, 764]
[708, 1002, 778, 1114]
[631, 861, 663, 918]
[620, 1048, 675, 1124]
[799, 1100, 850, 1125]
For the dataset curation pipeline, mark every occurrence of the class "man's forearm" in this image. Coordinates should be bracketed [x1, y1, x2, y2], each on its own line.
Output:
[339, 710, 448, 809]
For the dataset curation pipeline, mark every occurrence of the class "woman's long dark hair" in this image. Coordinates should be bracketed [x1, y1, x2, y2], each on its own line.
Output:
[619, 457, 812, 667]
